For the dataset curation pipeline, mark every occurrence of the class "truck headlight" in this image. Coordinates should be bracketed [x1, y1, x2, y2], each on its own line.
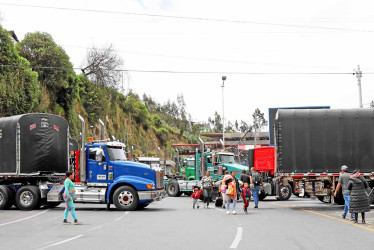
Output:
[146, 184, 155, 189]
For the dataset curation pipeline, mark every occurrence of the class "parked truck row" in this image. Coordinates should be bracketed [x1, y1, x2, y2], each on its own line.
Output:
[0, 113, 165, 211]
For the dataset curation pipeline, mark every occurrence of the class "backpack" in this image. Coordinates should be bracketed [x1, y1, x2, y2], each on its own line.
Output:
[253, 172, 262, 185]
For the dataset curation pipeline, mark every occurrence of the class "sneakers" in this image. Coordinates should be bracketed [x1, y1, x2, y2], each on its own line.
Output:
[232, 211, 237, 215]
[341, 214, 346, 219]
[197, 206, 200, 209]
[62, 219, 71, 225]
[74, 220, 83, 225]
[254, 205, 258, 209]
[244, 208, 248, 214]
[226, 211, 231, 215]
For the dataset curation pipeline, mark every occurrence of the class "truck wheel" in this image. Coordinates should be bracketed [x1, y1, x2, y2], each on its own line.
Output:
[166, 182, 180, 197]
[278, 184, 292, 201]
[15, 186, 41, 210]
[113, 186, 139, 211]
[45, 202, 62, 208]
[259, 192, 267, 201]
[137, 203, 150, 210]
[0, 186, 13, 210]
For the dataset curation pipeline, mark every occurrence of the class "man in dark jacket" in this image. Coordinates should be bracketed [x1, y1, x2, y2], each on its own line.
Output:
[250, 167, 263, 209]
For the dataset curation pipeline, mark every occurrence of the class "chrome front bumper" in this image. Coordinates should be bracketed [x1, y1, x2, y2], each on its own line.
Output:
[138, 189, 166, 201]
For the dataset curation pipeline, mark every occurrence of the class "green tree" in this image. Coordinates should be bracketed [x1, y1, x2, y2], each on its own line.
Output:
[0, 25, 41, 115]
[16, 32, 74, 96]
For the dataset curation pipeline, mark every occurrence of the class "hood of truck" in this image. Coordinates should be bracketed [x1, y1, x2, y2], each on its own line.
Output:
[111, 161, 164, 188]
[222, 163, 249, 171]
[112, 161, 153, 179]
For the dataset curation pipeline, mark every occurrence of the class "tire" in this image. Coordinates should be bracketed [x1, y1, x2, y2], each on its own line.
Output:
[278, 184, 292, 201]
[184, 192, 193, 196]
[113, 186, 139, 211]
[317, 196, 324, 202]
[45, 202, 62, 208]
[0, 186, 13, 210]
[15, 186, 41, 210]
[166, 182, 180, 197]
[137, 203, 150, 210]
[259, 191, 267, 201]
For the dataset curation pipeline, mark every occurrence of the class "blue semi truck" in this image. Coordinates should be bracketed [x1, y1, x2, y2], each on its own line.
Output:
[0, 113, 164, 211]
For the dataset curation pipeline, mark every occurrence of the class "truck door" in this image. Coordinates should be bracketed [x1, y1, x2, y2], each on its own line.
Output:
[87, 147, 108, 183]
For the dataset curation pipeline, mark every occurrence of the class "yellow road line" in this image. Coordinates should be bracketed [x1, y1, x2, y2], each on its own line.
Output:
[272, 203, 374, 233]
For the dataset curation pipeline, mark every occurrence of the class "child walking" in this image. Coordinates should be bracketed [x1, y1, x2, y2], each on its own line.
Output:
[241, 182, 251, 213]
[191, 187, 202, 209]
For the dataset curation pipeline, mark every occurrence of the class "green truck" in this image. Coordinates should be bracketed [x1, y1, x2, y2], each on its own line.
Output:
[166, 143, 248, 197]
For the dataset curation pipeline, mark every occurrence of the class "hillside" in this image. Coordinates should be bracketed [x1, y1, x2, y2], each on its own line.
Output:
[0, 25, 195, 159]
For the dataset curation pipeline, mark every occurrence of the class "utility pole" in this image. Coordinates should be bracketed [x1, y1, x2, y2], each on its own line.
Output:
[354, 65, 363, 108]
[221, 76, 226, 150]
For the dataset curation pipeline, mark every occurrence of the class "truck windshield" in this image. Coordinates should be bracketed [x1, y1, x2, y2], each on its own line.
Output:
[107, 146, 127, 161]
[219, 155, 235, 164]
[186, 160, 194, 168]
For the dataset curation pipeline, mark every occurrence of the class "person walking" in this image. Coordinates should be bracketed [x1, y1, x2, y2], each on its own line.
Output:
[63, 171, 82, 225]
[225, 171, 238, 215]
[191, 187, 202, 209]
[348, 170, 370, 224]
[221, 171, 231, 209]
[250, 167, 263, 209]
[241, 182, 251, 214]
[202, 171, 214, 208]
[333, 165, 354, 220]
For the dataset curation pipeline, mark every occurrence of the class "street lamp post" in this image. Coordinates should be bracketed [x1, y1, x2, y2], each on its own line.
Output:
[221, 76, 226, 150]
[354, 65, 363, 108]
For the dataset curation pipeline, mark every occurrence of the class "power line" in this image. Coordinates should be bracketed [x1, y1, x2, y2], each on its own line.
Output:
[1, 64, 373, 75]
[0, 2, 372, 33]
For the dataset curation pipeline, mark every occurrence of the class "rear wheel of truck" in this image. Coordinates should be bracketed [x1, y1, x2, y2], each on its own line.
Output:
[0, 186, 14, 210]
[137, 203, 150, 210]
[113, 186, 139, 211]
[166, 181, 180, 197]
[278, 184, 292, 201]
[15, 186, 41, 210]
[45, 202, 62, 208]
[259, 191, 267, 201]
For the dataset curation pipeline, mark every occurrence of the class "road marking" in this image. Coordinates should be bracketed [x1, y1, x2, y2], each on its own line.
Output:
[37, 235, 84, 250]
[230, 227, 243, 249]
[114, 211, 129, 223]
[272, 203, 374, 233]
[87, 225, 104, 232]
[0, 209, 49, 227]
[301, 209, 374, 232]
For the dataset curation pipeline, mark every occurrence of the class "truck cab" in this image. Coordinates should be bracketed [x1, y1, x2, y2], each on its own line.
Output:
[204, 151, 248, 179]
[75, 141, 164, 210]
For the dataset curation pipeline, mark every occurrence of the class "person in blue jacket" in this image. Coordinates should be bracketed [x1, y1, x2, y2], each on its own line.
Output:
[63, 171, 82, 225]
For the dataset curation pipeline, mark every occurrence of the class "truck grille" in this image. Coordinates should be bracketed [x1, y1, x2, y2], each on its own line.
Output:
[156, 170, 164, 189]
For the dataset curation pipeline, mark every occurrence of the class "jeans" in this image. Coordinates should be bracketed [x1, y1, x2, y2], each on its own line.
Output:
[252, 185, 261, 206]
[193, 199, 199, 208]
[225, 193, 237, 212]
[343, 195, 354, 218]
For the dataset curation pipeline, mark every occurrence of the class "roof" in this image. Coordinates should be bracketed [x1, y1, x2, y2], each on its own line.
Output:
[137, 157, 160, 162]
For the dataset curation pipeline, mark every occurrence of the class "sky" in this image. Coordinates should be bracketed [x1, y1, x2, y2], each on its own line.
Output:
[1, 0, 374, 130]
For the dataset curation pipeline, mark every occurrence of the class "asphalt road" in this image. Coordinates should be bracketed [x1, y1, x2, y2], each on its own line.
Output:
[1, 196, 374, 250]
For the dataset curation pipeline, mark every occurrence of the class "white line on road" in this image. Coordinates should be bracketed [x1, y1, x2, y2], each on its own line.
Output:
[114, 211, 129, 223]
[37, 235, 84, 250]
[230, 227, 243, 249]
[0, 209, 49, 227]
